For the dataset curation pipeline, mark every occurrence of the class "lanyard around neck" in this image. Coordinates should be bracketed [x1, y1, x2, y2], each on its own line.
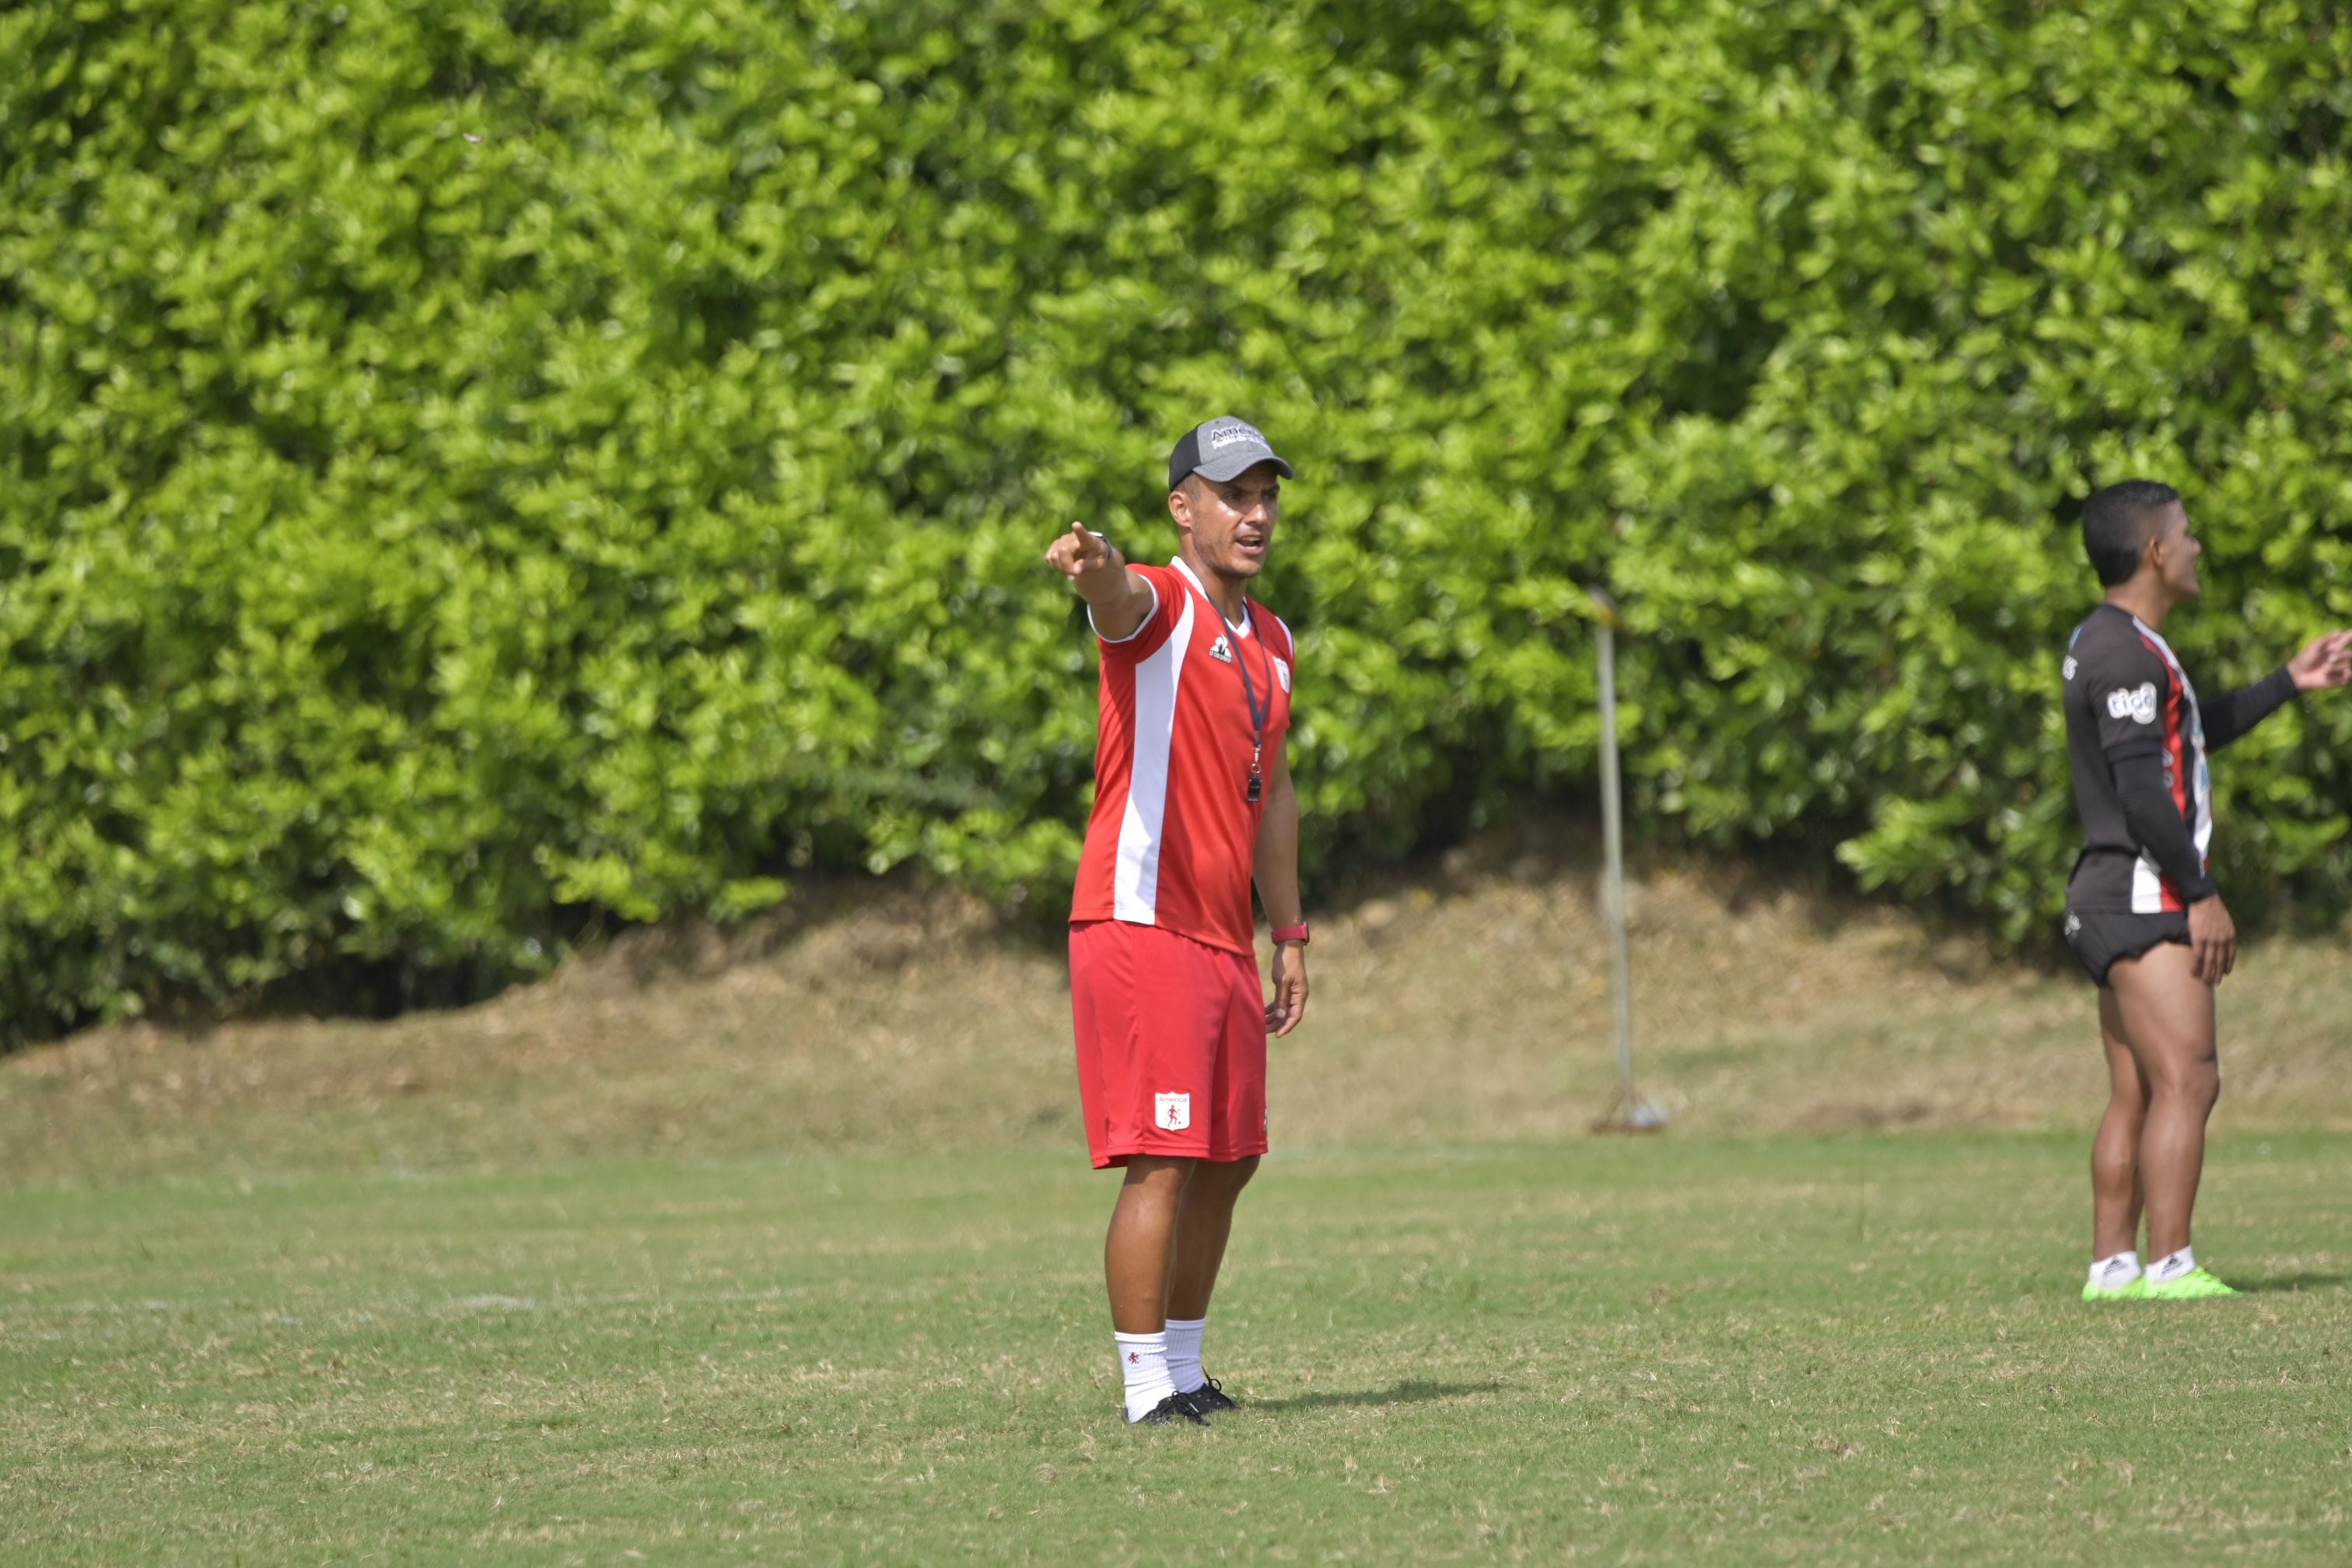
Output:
[1227, 602, 1269, 803]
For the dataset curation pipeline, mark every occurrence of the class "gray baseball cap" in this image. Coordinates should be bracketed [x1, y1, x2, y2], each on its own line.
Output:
[1167, 416, 1295, 493]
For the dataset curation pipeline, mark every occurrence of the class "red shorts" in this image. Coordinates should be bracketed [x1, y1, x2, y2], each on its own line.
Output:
[1069, 919, 1268, 1170]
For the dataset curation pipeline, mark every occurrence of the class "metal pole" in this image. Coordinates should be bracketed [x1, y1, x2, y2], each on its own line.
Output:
[1590, 589, 1664, 1132]
[1596, 604, 1636, 1102]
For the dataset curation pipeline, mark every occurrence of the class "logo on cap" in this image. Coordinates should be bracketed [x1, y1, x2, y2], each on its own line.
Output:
[1171, 415, 1294, 491]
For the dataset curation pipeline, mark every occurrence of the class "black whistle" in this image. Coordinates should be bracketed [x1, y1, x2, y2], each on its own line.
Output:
[1246, 775, 1262, 803]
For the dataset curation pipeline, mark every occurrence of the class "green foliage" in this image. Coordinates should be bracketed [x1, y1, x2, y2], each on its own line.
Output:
[6, 0, 2352, 1039]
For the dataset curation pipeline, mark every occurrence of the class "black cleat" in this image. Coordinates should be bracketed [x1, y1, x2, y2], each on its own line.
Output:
[1129, 1392, 1209, 1426]
[1181, 1377, 1237, 1415]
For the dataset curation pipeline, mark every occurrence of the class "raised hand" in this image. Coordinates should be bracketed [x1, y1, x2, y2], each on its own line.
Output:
[1045, 520, 1118, 583]
[1046, 520, 1153, 642]
[2287, 628, 2352, 692]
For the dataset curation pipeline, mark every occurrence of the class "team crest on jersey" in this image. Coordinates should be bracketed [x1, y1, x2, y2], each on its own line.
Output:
[1154, 1093, 1192, 1132]
[1207, 635, 1233, 664]
[2106, 682, 2158, 725]
[1272, 656, 1290, 693]
[2062, 656, 2078, 681]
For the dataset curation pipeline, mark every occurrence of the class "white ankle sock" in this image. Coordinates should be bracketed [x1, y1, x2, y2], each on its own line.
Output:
[2146, 1246, 2195, 1285]
[2088, 1251, 2141, 1286]
[1115, 1331, 1174, 1421]
[1164, 1316, 1206, 1394]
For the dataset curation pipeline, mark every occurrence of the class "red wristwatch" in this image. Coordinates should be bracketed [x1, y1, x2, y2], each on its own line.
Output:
[1272, 922, 1311, 947]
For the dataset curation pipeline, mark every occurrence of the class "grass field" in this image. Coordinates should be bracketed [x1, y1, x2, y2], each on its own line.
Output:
[5, 837, 2350, 1563]
[5, 1136, 2350, 1564]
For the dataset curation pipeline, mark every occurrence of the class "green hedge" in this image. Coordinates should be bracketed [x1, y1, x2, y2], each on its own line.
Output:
[6, 0, 2351, 1041]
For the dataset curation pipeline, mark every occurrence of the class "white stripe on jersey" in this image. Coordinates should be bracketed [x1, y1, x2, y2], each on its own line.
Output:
[2129, 615, 2214, 908]
[1113, 591, 1195, 922]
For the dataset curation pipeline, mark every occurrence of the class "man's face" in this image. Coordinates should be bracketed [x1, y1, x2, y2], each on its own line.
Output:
[2149, 501, 2202, 599]
[1171, 463, 1282, 579]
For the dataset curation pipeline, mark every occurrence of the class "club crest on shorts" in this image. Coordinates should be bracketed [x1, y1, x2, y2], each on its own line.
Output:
[1154, 1092, 1192, 1132]
[1272, 655, 1290, 693]
[2106, 682, 2158, 724]
[1207, 635, 1233, 664]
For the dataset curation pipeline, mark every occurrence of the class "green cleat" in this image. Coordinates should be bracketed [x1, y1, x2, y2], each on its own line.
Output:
[2142, 1266, 2239, 1300]
[2081, 1276, 2147, 1301]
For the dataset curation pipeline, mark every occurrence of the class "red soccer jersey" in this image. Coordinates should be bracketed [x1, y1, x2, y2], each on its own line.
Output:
[1070, 558, 1297, 956]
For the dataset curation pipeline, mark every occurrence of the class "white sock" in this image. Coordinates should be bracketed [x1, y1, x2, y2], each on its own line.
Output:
[2146, 1246, 2196, 1285]
[2088, 1251, 2141, 1287]
[1164, 1316, 1206, 1394]
[1115, 1331, 1174, 1421]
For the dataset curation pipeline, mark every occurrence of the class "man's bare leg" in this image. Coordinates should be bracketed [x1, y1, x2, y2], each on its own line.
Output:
[1102, 1155, 1198, 1422]
[1168, 1155, 1258, 1320]
[2105, 943, 2219, 1261]
[1161, 1154, 1257, 1402]
[1105, 1155, 1195, 1332]
[2091, 986, 2149, 1262]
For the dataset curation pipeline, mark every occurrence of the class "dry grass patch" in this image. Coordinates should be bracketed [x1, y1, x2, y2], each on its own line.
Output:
[5, 827, 2348, 1186]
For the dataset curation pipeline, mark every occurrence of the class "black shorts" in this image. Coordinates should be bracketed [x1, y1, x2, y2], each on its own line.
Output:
[2062, 906, 2189, 987]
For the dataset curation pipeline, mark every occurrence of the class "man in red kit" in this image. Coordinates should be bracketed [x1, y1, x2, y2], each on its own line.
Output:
[1044, 415, 1311, 1426]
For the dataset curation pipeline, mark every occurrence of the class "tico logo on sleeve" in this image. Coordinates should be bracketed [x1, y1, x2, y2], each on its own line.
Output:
[2105, 683, 2158, 724]
[1153, 1093, 1192, 1131]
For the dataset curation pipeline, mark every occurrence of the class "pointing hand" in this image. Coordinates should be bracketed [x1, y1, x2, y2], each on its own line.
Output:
[1045, 521, 1118, 582]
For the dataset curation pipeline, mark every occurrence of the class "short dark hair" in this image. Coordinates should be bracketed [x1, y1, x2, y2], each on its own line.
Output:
[2081, 480, 2180, 586]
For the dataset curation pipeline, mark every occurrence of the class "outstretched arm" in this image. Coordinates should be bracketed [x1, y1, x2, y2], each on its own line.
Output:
[1044, 522, 1156, 642]
[2201, 668, 2297, 751]
[1252, 747, 1308, 1038]
[2203, 632, 2352, 750]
